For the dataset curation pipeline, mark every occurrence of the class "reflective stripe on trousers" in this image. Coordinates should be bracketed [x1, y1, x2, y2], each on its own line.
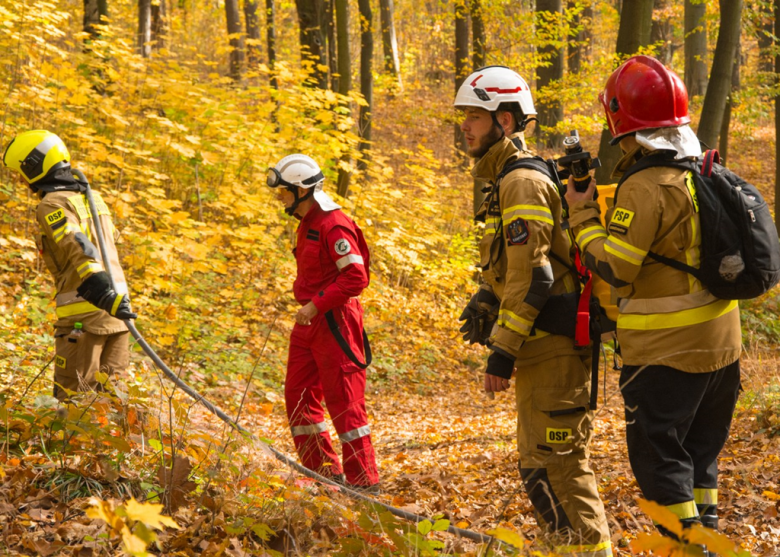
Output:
[291, 421, 328, 437]
[555, 540, 613, 557]
[339, 425, 370, 443]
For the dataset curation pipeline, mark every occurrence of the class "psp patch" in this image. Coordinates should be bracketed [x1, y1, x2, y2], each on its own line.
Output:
[334, 238, 351, 255]
[507, 219, 529, 245]
[546, 428, 572, 444]
[608, 207, 635, 235]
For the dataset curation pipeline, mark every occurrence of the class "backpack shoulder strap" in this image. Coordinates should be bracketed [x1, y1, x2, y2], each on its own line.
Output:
[497, 156, 554, 184]
[701, 149, 720, 177]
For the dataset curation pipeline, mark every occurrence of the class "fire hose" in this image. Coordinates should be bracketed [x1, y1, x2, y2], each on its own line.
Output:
[76, 170, 501, 547]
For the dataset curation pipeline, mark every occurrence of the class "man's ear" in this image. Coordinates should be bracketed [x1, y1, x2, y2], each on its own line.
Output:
[497, 111, 515, 135]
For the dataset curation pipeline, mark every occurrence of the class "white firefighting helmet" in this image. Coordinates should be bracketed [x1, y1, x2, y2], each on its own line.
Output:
[267, 154, 340, 212]
[454, 66, 536, 117]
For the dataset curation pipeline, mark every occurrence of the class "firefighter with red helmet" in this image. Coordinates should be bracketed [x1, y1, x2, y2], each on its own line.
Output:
[455, 66, 613, 557]
[565, 56, 741, 539]
[268, 154, 379, 493]
[3, 131, 136, 400]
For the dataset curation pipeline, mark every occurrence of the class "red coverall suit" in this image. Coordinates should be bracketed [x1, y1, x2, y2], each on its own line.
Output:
[286, 203, 379, 487]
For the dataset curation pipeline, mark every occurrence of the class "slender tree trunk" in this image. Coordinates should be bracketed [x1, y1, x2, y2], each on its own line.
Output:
[326, 0, 338, 91]
[718, 40, 741, 163]
[245, 0, 262, 67]
[138, 0, 152, 57]
[567, 0, 582, 74]
[225, 0, 244, 80]
[295, 0, 328, 88]
[471, 0, 486, 215]
[267, 0, 277, 88]
[594, 0, 654, 184]
[335, 0, 352, 197]
[651, 0, 674, 65]
[84, 0, 108, 40]
[357, 0, 373, 171]
[454, 0, 469, 153]
[380, 0, 401, 86]
[698, 0, 743, 149]
[684, 0, 708, 96]
[536, 0, 564, 148]
[774, 0, 780, 227]
[151, 0, 165, 49]
[471, 0, 485, 69]
[758, 1, 775, 73]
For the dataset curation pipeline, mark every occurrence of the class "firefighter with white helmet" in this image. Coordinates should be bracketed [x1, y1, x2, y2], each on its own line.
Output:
[455, 67, 612, 556]
[565, 55, 741, 543]
[3, 130, 135, 400]
[268, 154, 380, 493]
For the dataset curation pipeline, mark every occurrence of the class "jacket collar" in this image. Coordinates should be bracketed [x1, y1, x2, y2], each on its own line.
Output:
[471, 132, 528, 185]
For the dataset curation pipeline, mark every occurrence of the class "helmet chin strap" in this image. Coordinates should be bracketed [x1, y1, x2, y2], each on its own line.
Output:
[284, 187, 314, 216]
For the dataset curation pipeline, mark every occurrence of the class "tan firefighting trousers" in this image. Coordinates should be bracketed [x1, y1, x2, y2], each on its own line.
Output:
[514, 334, 612, 556]
[53, 328, 130, 400]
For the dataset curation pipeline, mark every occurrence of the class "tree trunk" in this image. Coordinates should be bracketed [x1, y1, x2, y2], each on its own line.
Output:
[380, 0, 401, 86]
[357, 0, 373, 170]
[151, 0, 165, 49]
[454, 0, 469, 153]
[295, 0, 328, 88]
[267, 0, 277, 88]
[567, 0, 581, 74]
[471, 0, 485, 69]
[757, 1, 775, 73]
[698, 0, 743, 149]
[535, 0, 564, 149]
[225, 0, 244, 80]
[651, 0, 674, 65]
[245, 0, 262, 67]
[594, 0, 653, 184]
[718, 40, 741, 163]
[471, 0, 486, 215]
[684, 0, 708, 96]
[138, 0, 152, 57]
[325, 0, 338, 90]
[84, 0, 108, 40]
[774, 0, 780, 228]
[335, 0, 351, 197]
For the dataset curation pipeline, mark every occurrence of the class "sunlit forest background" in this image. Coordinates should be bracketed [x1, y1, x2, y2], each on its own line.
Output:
[2, 0, 780, 555]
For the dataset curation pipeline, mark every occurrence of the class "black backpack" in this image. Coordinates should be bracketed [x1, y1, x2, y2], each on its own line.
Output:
[618, 150, 780, 300]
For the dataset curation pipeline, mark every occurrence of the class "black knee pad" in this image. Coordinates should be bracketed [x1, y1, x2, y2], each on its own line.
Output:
[519, 466, 574, 532]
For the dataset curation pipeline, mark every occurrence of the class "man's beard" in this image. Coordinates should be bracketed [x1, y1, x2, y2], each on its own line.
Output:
[468, 124, 504, 159]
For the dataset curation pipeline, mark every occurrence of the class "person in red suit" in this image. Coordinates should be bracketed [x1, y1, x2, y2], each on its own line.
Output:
[267, 154, 379, 493]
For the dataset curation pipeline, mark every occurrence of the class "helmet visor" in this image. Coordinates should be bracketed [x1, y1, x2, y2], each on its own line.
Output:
[266, 167, 284, 188]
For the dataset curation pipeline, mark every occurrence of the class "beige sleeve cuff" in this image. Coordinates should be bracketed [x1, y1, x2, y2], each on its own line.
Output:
[489, 326, 525, 360]
[567, 200, 601, 229]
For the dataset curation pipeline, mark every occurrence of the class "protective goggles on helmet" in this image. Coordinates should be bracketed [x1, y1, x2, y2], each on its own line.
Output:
[266, 167, 324, 189]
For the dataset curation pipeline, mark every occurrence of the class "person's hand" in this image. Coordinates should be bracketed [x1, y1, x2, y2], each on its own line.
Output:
[77, 271, 138, 320]
[295, 301, 319, 325]
[484, 372, 511, 393]
[564, 175, 597, 207]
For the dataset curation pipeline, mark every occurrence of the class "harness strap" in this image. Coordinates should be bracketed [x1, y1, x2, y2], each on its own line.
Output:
[325, 310, 372, 369]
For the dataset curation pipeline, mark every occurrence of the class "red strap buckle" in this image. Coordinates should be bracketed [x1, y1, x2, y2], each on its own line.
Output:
[574, 251, 592, 347]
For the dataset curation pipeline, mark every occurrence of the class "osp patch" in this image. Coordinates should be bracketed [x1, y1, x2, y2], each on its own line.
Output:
[608, 207, 635, 235]
[507, 219, 529, 245]
[45, 209, 65, 227]
[55, 355, 67, 369]
[334, 238, 351, 255]
[546, 428, 572, 444]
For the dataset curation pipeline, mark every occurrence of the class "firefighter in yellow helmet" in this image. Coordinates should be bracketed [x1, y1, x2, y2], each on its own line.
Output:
[4, 130, 137, 400]
[455, 67, 613, 557]
[565, 56, 741, 541]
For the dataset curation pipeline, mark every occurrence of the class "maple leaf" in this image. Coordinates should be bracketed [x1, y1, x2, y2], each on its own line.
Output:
[124, 498, 180, 530]
[156, 455, 196, 512]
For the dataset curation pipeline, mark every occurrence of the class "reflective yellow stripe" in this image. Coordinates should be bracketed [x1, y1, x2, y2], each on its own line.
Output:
[617, 299, 738, 330]
[576, 225, 608, 251]
[502, 204, 553, 225]
[555, 539, 613, 557]
[53, 223, 77, 243]
[666, 500, 698, 520]
[76, 261, 102, 278]
[604, 235, 647, 266]
[56, 301, 100, 318]
[485, 217, 500, 235]
[686, 172, 699, 213]
[694, 488, 718, 506]
[110, 294, 124, 316]
[498, 309, 534, 336]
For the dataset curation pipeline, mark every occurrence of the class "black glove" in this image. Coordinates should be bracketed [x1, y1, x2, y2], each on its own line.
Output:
[486, 350, 514, 379]
[458, 289, 499, 345]
[77, 271, 138, 320]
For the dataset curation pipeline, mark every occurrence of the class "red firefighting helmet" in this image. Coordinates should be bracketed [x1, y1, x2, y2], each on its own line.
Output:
[599, 55, 690, 145]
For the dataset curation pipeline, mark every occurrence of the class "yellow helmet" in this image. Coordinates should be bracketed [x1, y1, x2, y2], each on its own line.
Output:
[3, 130, 71, 185]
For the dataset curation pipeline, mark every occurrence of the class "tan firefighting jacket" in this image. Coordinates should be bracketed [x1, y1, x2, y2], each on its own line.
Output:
[473, 133, 579, 360]
[567, 146, 741, 373]
[36, 190, 128, 335]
